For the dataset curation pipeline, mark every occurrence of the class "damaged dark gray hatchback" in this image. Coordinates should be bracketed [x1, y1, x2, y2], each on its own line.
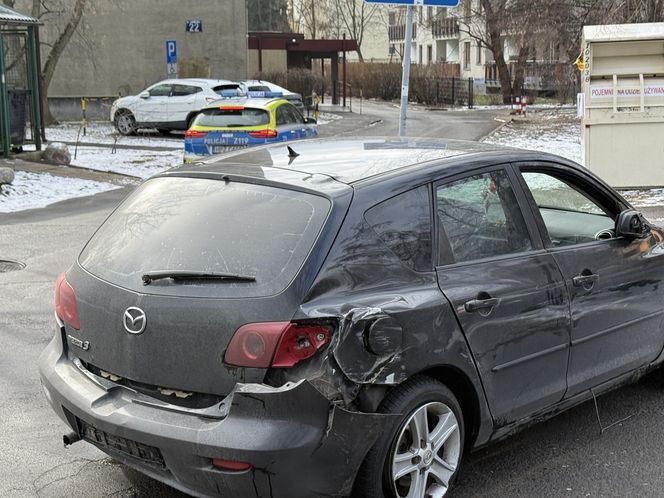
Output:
[40, 138, 664, 498]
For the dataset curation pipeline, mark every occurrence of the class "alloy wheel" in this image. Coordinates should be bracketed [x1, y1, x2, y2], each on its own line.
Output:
[115, 113, 135, 135]
[390, 401, 461, 498]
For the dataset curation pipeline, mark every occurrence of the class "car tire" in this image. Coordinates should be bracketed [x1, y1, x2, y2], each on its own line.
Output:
[114, 110, 136, 136]
[353, 376, 465, 498]
[185, 114, 196, 131]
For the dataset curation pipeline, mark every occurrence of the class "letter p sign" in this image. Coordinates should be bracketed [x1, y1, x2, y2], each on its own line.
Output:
[165, 40, 177, 64]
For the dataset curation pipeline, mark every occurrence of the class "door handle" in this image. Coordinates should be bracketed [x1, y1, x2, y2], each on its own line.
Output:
[572, 272, 599, 289]
[464, 297, 500, 313]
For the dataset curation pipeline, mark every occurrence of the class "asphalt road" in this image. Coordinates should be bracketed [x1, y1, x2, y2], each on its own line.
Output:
[3, 105, 664, 498]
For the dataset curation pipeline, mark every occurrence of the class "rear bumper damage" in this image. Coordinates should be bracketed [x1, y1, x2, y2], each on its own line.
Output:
[38, 330, 393, 498]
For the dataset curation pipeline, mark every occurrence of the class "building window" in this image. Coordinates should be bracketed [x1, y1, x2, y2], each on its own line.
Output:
[428, 45, 433, 65]
[388, 11, 396, 26]
[464, 41, 471, 70]
[476, 43, 482, 65]
[419, 44, 423, 64]
[464, 0, 472, 18]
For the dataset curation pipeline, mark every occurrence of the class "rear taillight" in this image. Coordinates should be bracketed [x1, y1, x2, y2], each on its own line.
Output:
[184, 129, 208, 139]
[224, 322, 330, 368]
[54, 272, 80, 329]
[248, 129, 278, 139]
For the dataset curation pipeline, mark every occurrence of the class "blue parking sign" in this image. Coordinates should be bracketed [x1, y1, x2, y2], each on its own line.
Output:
[165, 40, 177, 64]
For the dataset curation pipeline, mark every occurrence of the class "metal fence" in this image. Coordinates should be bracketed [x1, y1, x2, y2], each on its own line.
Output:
[414, 76, 474, 108]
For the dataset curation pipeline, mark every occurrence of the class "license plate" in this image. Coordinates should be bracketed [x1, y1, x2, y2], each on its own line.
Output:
[78, 418, 165, 467]
[210, 145, 248, 154]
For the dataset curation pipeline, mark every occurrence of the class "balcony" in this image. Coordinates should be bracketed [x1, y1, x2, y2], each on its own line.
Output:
[388, 23, 417, 42]
[432, 17, 459, 39]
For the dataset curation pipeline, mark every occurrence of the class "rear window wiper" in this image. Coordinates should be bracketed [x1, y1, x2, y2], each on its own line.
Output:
[142, 271, 256, 285]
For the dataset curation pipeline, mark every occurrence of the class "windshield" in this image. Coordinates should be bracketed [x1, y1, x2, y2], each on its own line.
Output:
[193, 108, 270, 128]
[79, 177, 330, 298]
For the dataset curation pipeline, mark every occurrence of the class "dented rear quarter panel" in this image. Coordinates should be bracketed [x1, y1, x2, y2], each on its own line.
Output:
[294, 175, 495, 448]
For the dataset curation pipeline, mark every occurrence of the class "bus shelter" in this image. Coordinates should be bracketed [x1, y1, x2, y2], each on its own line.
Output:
[0, 5, 42, 158]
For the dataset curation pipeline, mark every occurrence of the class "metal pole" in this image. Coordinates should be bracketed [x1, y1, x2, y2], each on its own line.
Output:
[27, 26, 42, 150]
[34, 26, 46, 143]
[398, 5, 414, 137]
[342, 33, 347, 108]
[0, 33, 10, 158]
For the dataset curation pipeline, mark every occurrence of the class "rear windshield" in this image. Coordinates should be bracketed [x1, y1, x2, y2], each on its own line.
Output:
[79, 177, 330, 298]
[193, 108, 270, 128]
[213, 84, 241, 95]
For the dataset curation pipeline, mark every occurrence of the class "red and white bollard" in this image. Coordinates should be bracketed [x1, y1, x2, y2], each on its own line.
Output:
[511, 96, 528, 115]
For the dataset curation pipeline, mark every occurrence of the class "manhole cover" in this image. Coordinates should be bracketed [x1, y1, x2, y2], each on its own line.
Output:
[0, 259, 25, 273]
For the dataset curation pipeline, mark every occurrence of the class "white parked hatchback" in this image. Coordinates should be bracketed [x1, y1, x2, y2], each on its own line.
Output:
[110, 78, 241, 135]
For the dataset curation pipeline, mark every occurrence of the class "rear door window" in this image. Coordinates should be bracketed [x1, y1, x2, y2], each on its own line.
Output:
[193, 108, 270, 127]
[171, 84, 202, 96]
[365, 185, 432, 271]
[79, 178, 331, 298]
[282, 103, 303, 124]
[436, 169, 533, 264]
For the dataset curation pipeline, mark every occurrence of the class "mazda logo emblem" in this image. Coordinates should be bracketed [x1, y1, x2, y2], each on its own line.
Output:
[123, 307, 147, 335]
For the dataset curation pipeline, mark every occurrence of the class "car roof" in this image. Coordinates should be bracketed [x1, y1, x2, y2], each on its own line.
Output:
[175, 137, 573, 188]
[202, 97, 286, 110]
[239, 80, 296, 95]
[158, 78, 238, 87]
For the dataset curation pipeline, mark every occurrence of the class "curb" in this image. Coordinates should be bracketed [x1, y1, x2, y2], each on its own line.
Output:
[478, 117, 512, 142]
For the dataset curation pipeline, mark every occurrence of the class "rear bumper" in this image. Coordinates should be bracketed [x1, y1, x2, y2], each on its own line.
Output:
[38, 327, 390, 498]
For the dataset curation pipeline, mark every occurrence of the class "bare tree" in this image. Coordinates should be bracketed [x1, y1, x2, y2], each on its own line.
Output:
[459, 0, 525, 103]
[620, 0, 664, 21]
[293, 0, 337, 38]
[329, 0, 381, 61]
[5, 0, 88, 123]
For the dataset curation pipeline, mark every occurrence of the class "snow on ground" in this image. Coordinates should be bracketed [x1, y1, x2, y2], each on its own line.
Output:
[0, 171, 121, 213]
[71, 147, 183, 179]
[485, 108, 583, 163]
[316, 112, 342, 125]
[46, 122, 181, 149]
[483, 108, 664, 210]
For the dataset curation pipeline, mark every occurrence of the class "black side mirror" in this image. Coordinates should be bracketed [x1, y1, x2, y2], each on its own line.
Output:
[615, 209, 650, 239]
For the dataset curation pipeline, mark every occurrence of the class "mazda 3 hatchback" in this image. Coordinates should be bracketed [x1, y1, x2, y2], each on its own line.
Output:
[40, 138, 664, 498]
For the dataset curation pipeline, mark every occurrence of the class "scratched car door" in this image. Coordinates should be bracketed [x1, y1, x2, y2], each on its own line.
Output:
[515, 163, 664, 397]
[434, 166, 571, 425]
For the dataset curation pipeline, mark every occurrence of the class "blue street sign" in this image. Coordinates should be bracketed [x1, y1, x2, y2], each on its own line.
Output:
[165, 40, 177, 64]
[365, 0, 459, 5]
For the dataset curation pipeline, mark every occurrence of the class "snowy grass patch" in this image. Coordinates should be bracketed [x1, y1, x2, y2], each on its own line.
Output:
[71, 147, 183, 179]
[0, 171, 119, 213]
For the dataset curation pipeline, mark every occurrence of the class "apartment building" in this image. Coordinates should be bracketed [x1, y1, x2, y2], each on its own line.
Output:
[388, 1, 566, 95]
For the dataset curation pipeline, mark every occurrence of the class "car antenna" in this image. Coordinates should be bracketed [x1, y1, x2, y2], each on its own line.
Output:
[287, 146, 300, 165]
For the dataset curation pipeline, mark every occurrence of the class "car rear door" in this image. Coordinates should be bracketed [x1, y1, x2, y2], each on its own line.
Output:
[168, 84, 202, 127]
[275, 103, 304, 140]
[434, 165, 571, 425]
[514, 163, 664, 397]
